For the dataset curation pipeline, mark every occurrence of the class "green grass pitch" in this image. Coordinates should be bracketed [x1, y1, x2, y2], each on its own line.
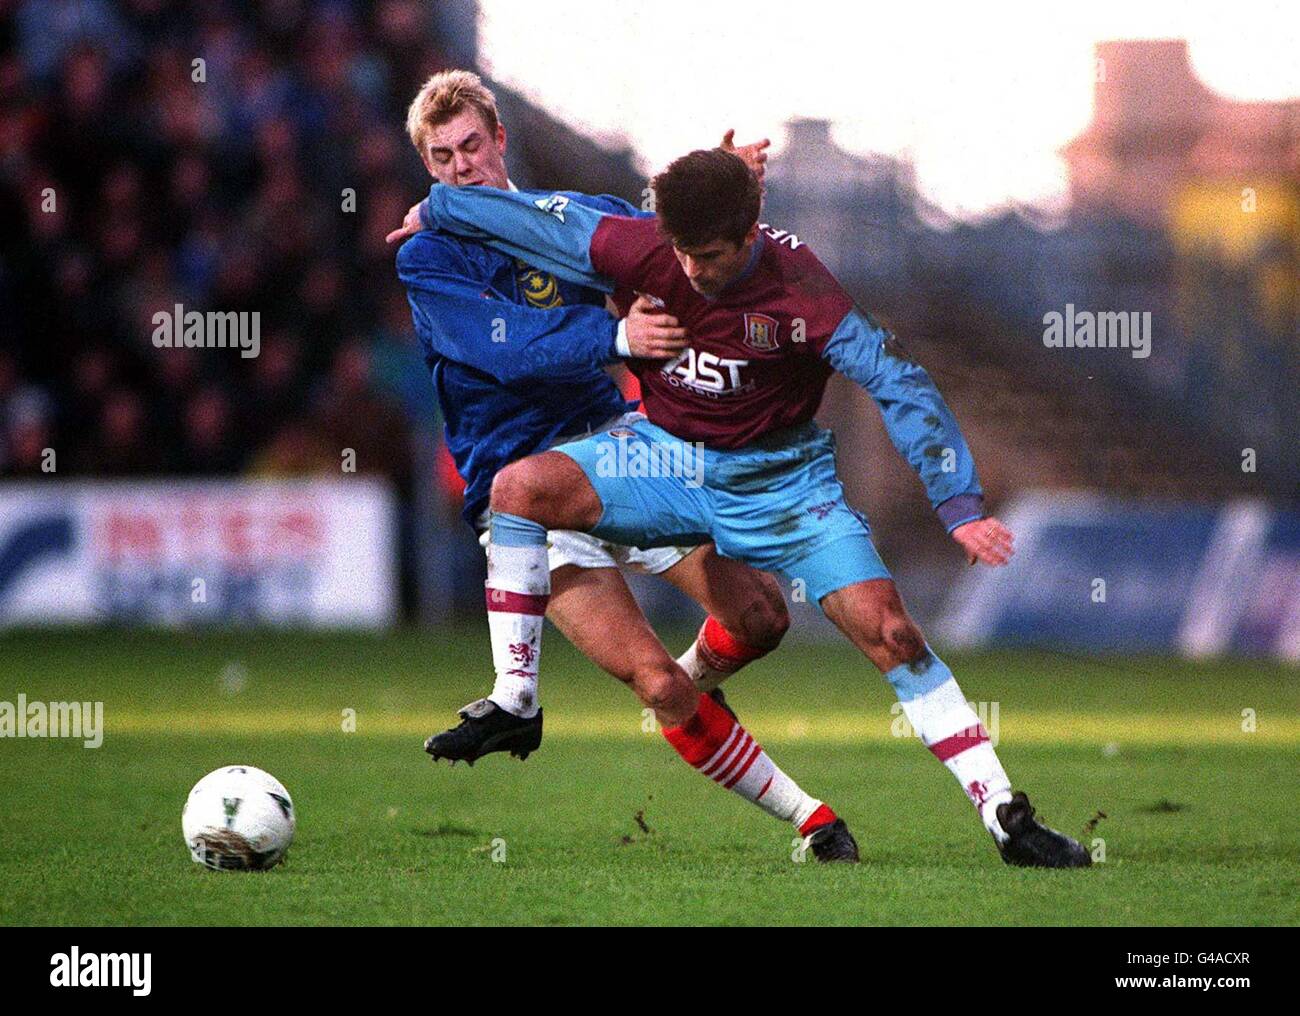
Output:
[1, 627, 1296, 926]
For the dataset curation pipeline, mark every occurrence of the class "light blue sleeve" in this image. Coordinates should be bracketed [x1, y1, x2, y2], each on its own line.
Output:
[421, 186, 617, 293]
[395, 232, 619, 386]
[822, 308, 985, 531]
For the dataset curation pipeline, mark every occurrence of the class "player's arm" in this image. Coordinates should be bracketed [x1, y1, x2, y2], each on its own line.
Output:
[415, 185, 625, 292]
[397, 231, 684, 374]
[396, 232, 623, 385]
[821, 307, 1013, 566]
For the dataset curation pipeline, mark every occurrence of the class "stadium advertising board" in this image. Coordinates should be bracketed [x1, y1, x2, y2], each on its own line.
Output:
[940, 492, 1300, 660]
[0, 480, 396, 628]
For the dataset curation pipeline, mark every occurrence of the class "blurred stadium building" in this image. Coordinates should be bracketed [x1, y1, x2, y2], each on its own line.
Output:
[0, 4, 1295, 657]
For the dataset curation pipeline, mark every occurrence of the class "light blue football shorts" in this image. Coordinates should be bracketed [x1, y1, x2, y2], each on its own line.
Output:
[551, 414, 892, 604]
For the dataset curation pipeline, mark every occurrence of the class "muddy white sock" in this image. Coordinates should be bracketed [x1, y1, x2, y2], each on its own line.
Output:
[885, 650, 1013, 842]
[486, 512, 550, 719]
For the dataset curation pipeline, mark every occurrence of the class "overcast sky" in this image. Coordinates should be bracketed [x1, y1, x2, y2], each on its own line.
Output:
[479, 0, 1300, 218]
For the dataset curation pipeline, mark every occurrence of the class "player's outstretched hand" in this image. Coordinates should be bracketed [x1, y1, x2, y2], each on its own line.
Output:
[624, 294, 688, 359]
[720, 128, 770, 193]
[952, 517, 1014, 567]
[385, 200, 426, 245]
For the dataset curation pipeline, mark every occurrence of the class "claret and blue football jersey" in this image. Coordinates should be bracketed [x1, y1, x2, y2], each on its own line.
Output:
[419, 184, 984, 533]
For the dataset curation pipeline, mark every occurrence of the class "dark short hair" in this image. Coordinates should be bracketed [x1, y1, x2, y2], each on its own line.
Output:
[651, 148, 761, 249]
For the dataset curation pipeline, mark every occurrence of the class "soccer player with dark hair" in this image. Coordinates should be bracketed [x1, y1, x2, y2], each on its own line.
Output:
[410, 145, 1091, 868]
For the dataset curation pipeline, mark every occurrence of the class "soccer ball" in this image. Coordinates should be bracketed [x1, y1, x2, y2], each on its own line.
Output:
[182, 765, 295, 871]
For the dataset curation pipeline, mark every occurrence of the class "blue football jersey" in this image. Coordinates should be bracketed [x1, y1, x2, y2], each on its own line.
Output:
[396, 191, 639, 525]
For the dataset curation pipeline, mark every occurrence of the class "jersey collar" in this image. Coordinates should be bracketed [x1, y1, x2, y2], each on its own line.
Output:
[706, 231, 765, 301]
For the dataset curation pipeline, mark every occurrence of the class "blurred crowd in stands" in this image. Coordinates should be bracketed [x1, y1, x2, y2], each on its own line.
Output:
[0, 0, 453, 490]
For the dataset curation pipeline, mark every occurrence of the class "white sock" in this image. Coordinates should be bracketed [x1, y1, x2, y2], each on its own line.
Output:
[675, 640, 725, 692]
[899, 676, 1013, 842]
[485, 516, 550, 719]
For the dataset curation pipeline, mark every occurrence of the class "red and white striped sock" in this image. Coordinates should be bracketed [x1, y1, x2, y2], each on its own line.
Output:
[663, 692, 833, 835]
[485, 535, 550, 719]
[676, 616, 769, 692]
[901, 677, 1013, 841]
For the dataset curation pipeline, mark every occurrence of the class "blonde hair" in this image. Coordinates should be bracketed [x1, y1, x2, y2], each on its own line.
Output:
[405, 69, 500, 153]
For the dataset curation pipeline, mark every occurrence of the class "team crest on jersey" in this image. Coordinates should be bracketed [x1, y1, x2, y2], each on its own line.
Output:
[517, 262, 563, 309]
[743, 313, 780, 351]
[534, 193, 570, 222]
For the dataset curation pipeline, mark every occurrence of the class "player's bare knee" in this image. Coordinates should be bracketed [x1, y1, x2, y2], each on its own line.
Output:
[741, 594, 789, 651]
[490, 457, 568, 523]
[634, 662, 693, 715]
[488, 460, 536, 516]
[718, 572, 789, 650]
[883, 616, 926, 667]
[635, 666, 676, 713]
[492, 454, 600, 530]
[849, 614, 887, 651]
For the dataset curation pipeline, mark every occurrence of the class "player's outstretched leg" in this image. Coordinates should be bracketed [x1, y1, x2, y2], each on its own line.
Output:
[822, 579, 1089, 868]
[547, 562, 856, 862]
[663, 689, 859, 862]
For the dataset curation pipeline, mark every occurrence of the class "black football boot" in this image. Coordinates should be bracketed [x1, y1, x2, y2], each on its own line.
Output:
[424, 698, 543, 764]
[996, 791, 1092, 868]
[806, 818, 860, 863]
